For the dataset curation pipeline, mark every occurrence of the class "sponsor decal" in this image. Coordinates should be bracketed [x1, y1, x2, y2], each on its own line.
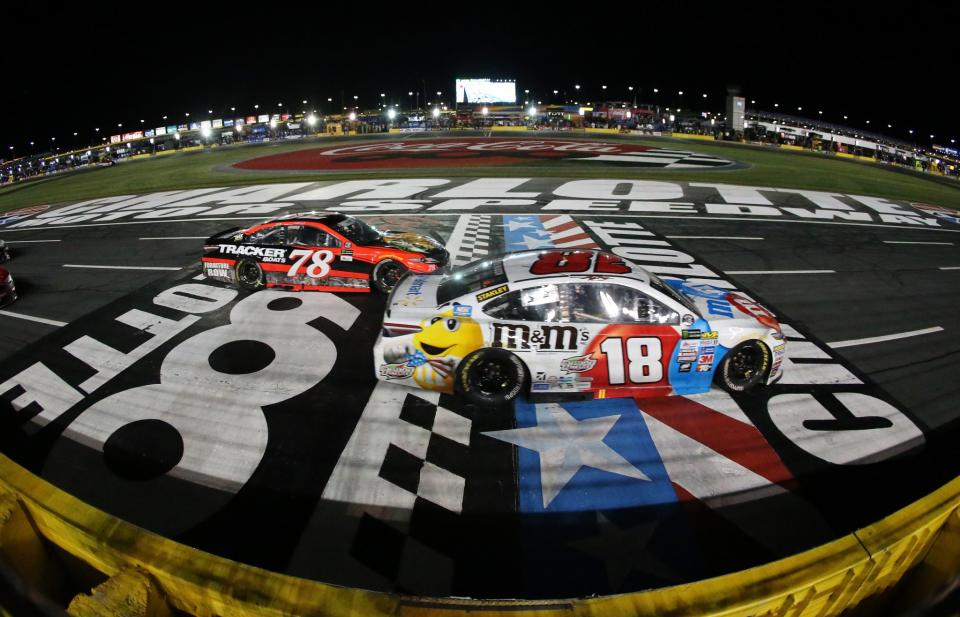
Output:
[696, 365, 712, 372]
[773, 344, 786, 354]
[560, 354, 598, 373]
[203, 262, 233, 281]
[681, 329, 701, 339]
[476, 284, 509, 302]
[219, 244, 287, 259]
[452, 304, 472, 317]
[406, 276, 428, 296]
[491, 323, 590, 352]
[679, 362, 692, 372]
[681, 313, 696, 325]
[701, 331, 719, 340]
[379, 363, 416, 380]
[532, 382, 550, 391]
[699, 354, 715, 364]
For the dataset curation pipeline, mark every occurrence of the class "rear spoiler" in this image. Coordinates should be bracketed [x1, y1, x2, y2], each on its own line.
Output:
[204, 227, 243, 244]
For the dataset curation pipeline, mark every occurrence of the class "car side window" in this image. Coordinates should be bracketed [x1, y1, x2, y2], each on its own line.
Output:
[562, 283, 680, 324]
[297, 226, 340, 247]
[482, 285, 565, 322]
[248, 225, 288, 245]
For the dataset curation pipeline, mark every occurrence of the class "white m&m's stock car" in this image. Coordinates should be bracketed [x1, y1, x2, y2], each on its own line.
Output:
[373, 249, 785, 406]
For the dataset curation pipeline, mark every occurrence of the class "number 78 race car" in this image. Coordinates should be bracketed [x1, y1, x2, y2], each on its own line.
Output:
[374, 250, 785, 406]
[202, 212, 448, 293]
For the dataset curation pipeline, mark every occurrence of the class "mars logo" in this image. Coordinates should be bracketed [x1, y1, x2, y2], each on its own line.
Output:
[233, 138, 735, 171]
[492, 323, 589, 351]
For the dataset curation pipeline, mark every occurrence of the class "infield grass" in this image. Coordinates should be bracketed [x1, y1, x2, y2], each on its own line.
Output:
[2, 132, 959, 213]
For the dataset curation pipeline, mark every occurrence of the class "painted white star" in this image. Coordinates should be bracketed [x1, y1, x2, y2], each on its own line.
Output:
[516, 234, 555, 250]
[483, 404, 650, 508]
[506, 219, 537, 232]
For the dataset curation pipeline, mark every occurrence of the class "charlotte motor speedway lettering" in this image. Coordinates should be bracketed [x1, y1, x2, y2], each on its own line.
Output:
[2, 178, 956, 230]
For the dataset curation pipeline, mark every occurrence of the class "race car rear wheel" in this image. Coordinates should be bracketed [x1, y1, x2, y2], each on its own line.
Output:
[372, 259, 407, 293]
[456, 348, 528, 407]
[715, 340, 771, 393]
[236, 259, 265, 291]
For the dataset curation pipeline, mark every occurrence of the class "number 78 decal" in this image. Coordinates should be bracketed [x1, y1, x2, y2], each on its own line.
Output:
[599, 337, 663, 384]
[288, 249, 335, 278]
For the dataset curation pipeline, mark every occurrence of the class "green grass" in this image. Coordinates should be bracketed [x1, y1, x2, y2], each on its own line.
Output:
[2, 132, 959, 213]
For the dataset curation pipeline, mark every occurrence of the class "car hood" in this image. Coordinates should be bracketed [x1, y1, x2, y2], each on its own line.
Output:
[665, 278, 781, 334]
[385, 273, 446, 320]
[380, 231, 445, 255]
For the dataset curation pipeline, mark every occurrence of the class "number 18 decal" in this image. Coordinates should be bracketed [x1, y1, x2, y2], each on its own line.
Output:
[599, 336, 663, 385]
[288, 249, 335, 278]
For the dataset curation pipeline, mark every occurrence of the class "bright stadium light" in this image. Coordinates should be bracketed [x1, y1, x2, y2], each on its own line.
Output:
[432, 107, 441, 118]
[302, 99, 307, 105]
[254, 104, 259, 109]
[653, 88, 659, 94]
[528, 106, 537, 116]
[235, 124, 243, 133]
[348, 112, 357, 121]
[201, 126, 211, 138]
[307, 114, 318, 126]
[387, 108, 397, 120]
[678, 90, 683, 96]
[174, 133, 181, 141]
[669, 114, 676, 122]
[269, 119, 277, 128]
[481, 107, 489, 116]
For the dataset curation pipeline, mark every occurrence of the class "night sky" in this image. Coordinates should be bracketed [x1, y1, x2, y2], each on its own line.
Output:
[3, 3, 957, 154]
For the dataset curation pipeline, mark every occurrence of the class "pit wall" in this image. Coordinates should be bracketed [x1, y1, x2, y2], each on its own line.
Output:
[1, 452, 959, 617]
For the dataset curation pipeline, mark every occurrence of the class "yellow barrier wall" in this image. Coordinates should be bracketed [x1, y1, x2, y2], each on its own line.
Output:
[2, 449, 959, 617]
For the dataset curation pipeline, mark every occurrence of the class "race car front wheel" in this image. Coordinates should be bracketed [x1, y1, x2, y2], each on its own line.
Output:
[372, 259, 407, 293]
[456, 348, 528, 407]
[236, 259, 265, 291]
[715, 340, 771, 393]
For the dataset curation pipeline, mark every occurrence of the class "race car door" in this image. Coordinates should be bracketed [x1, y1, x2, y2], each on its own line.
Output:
[564, 283, 683, 398]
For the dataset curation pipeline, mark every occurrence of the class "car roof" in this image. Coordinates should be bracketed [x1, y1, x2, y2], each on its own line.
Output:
[263, 211, 349, 226]
[496, 250, 652, 286]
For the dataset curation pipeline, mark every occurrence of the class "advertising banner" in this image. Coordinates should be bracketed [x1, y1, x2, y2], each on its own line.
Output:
[154, 127, 167, 136]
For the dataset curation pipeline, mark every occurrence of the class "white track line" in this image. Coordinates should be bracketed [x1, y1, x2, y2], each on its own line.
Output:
[3, 239, 62, 243]
[3, 214, 960, 233]
[725, 269, 835, 275]
[828, 326, 944, 349]
[139, 236, 206, 240]
[63, 264, 182, 271]
[939, 266, 960, 270]
[666, 236, 765, 240]
[883, 241, 954, 245]
[0, 310, 67, 327]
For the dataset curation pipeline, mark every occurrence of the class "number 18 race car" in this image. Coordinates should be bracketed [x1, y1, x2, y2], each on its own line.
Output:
[202, 212, 448, 293]
[374, 249, 785, 406]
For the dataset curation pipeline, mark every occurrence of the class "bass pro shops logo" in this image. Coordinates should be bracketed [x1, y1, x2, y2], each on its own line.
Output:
[491, 323, 589, 352]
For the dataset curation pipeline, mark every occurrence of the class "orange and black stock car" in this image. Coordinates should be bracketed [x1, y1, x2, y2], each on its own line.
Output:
[201, 212, 448, 293]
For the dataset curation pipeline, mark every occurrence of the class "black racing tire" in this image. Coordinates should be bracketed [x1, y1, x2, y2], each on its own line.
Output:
[714, 340, 771, 393]
[235, 258, 266, 292]
[372, 259, 408, 293]
[455, 348, 528, 407]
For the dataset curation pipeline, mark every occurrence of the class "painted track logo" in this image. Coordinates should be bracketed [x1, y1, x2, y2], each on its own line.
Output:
[233, 138, 735, 170]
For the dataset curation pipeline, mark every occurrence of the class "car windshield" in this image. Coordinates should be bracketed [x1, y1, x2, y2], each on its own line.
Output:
[334, 216, 382, 245]
[648, 273, 700, 315]
[437, 258, 509, 305]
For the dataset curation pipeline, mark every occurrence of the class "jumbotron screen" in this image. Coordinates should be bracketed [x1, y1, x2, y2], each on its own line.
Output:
[455, 79, 517, 104]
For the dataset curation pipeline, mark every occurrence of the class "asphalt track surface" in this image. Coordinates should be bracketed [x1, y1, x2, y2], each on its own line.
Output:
[1, 179, 960, 599]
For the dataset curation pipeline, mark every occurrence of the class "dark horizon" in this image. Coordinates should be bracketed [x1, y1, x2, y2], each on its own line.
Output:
[4, 3, 958, 154]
